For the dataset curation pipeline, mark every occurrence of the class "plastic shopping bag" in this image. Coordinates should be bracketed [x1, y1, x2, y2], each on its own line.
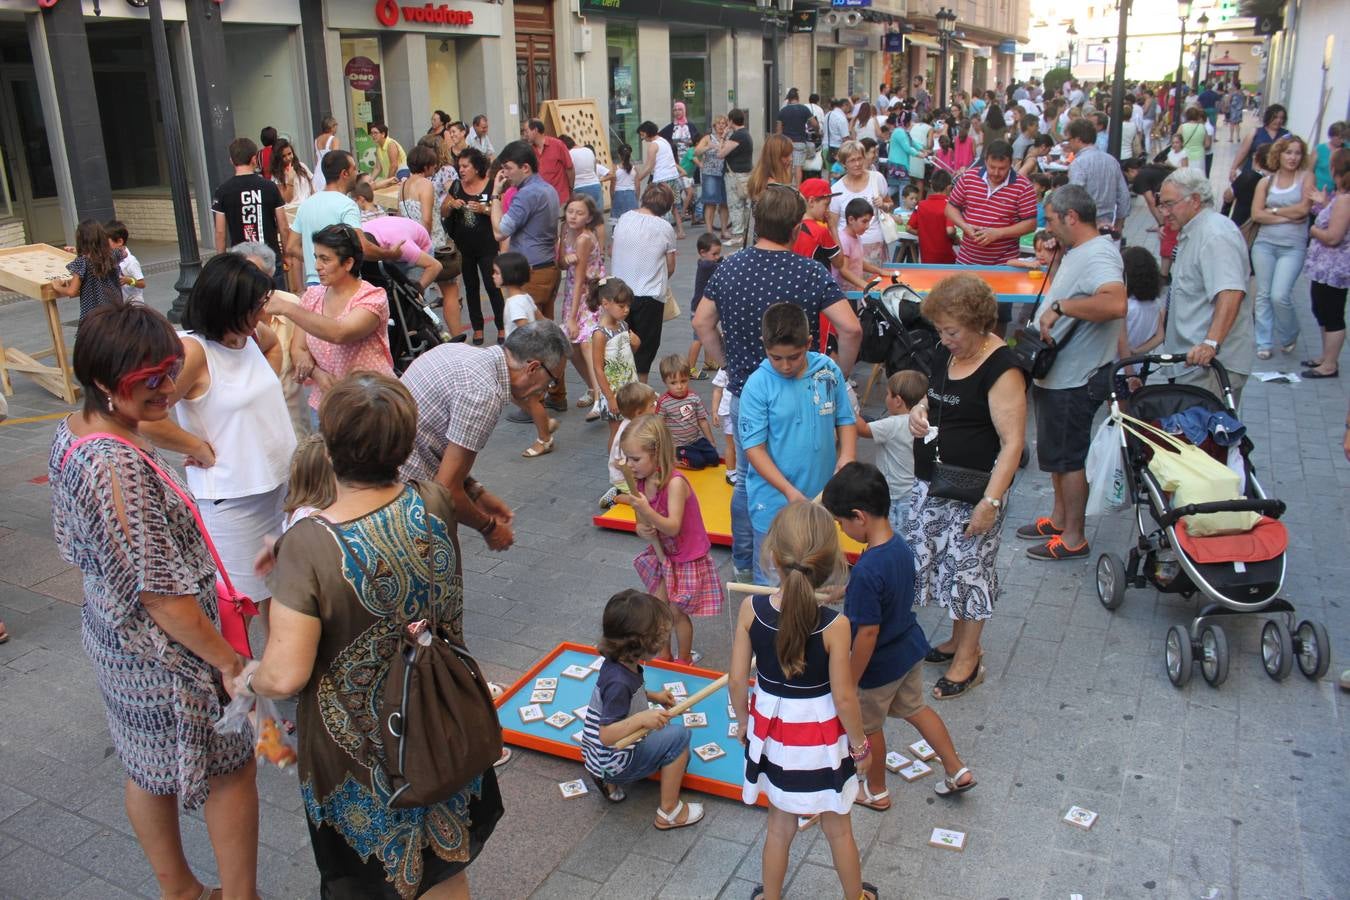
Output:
[215, 693, 299, 771]
[1085, 417, 1129, 516]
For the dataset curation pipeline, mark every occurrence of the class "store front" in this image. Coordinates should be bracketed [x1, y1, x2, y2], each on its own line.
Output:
[607, 23, 640, 152]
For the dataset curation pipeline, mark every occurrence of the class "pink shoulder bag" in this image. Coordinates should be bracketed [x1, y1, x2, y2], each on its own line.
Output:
[61, 432, 257, 658]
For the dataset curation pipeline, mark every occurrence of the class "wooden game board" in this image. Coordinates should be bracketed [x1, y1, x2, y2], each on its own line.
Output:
[849, 263, 1047, 305]
[0, 244, 79, 403]
[540, 99, 613, 208]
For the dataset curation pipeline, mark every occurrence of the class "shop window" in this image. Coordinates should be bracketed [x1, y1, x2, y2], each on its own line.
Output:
[426, 38, 460, 124]
[607, 25, 640, 157]
[341, 36, 385, 173]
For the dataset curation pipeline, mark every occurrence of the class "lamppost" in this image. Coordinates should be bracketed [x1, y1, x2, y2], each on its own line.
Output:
[1172, 0, 1191, 134]
[936, 7, 957, 111]
[1100, 38, 1110, 85]
[1191, 15, 1211, 93]
[1066, 22, 1078, 72]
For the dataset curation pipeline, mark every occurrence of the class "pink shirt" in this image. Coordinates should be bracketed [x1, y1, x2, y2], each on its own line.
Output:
[834, 226, 865, 289]
[300, 280, 394, 408]
[361, 215, 432, 265]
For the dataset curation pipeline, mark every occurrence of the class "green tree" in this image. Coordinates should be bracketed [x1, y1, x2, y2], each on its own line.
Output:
[1043, 67, 1071, 96]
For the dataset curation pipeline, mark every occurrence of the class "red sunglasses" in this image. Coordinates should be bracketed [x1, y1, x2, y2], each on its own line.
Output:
[116, 355, 184, 395]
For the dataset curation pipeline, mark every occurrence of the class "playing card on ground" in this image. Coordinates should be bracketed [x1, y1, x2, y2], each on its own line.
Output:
[1063, 806, 1098, 830]
[682, 712, 707, 727]
[693, 742, 725, 762]
[663, 681, 688, 696]
[519, 704, 545, 723]
[588, 656, 605, 670]
[909, 739, 937, 761]
[898, 760, 932, 781]
[573, 706, 590, 720]
[727, 721, 739, 738]
[561, 664, 592, 679]
[929, 827, 966, 851]
[884, 751, 909, 773]
[529, 689, 556, 704]
[570, 730, 584, 745]
[534, 677, 558, 690]
[558, 779, 588, 799]
[545, 711, 575, 729]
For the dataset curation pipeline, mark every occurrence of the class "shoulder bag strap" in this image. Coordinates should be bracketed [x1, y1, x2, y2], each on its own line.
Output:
[60, 432, 239, 596]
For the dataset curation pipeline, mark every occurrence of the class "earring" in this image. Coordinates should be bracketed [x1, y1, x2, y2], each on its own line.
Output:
[106, 393, 115, 414]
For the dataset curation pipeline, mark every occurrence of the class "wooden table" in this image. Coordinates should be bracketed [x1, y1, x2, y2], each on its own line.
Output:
[0, 244, 80, 404]
[372, 184, 402, 211]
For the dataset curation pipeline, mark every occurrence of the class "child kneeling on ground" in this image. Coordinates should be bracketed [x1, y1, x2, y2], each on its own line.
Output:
[823, 462, 977, 803]
[581, 589, 704, 829]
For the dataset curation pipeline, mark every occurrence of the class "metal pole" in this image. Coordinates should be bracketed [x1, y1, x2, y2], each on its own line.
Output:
[1172, 17, 1187, 134]
[939, 38, 948, 110]
[1191, 38, 1203, 94]
[1107, 0, 1131, 158]
[148, 0, 201, 323]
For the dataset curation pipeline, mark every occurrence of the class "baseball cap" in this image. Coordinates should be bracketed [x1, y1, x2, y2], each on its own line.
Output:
[799, 178, 838, 200]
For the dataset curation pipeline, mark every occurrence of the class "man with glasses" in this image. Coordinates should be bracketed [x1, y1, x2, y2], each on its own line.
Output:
[1157, 168, 1254, 405]
[400, 319, 571, 551]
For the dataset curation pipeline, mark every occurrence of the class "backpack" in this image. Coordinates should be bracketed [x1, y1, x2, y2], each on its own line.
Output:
[316, 490, 502, 809]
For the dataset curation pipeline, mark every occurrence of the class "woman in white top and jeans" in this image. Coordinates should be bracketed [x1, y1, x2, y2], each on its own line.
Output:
[140, 254, 297, 604]
[1251, 136, 1316, 359]
[565, 135, 611, 212]
[609, 183, 679, 381]
[829, 140, 894, 265]
[636, 121, 686, 239]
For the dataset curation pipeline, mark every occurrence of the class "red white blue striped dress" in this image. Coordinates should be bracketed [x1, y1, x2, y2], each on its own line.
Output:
[742, 594, 858, 814]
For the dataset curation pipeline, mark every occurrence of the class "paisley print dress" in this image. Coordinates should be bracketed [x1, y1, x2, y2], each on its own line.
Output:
[272, 482, 501, 898]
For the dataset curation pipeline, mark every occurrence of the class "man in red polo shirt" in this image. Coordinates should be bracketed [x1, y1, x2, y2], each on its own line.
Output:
[526, 119, 574, 205]
[945, 140, 1037, 266]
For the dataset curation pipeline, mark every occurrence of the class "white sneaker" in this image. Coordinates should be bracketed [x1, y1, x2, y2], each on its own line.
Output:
[598, 486, 620, 509]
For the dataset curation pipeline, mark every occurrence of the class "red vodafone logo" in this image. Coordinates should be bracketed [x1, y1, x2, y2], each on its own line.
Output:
[373, 0, 475, 27]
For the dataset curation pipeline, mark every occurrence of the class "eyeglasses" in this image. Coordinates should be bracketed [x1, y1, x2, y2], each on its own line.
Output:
[540, 359, 562, 390]
[144, 360, 184, 390]
[1157, 196, 1191, 211]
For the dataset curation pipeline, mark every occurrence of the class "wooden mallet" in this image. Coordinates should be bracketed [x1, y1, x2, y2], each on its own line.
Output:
[613, 673, 730, 749]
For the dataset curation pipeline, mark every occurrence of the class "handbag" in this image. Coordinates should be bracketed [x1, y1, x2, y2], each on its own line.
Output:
[663, 286, 681, 321]
[61, 432, 257, 657]
[927, 361, 991, 505]
[1007, 248, 1077, 380]
[878, 210, 901, 244]
[315, 489, 502, 808]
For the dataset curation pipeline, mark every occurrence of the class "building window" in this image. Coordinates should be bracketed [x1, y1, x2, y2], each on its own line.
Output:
[426, 38, 460, 123]
[607, 25, 639, 155]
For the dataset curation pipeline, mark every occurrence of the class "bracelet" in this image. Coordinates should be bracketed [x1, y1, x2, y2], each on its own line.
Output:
[848, 736, 871, 761]
[245, 672, 256, 695]
[476, 516, 497, 536]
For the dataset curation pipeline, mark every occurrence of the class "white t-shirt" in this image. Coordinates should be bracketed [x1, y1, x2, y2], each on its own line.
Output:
[712, 367, 732, 430]
[119, 250, 144, 304]
[830, 170, 890, 246]
[1124, 296, 1160, 351]
[571, 147, 602, 188]
[868, 412, 916, 501]
[613, 164, 636, 192]
[503, 292, 537, 335]
[607, 418, 632, 485]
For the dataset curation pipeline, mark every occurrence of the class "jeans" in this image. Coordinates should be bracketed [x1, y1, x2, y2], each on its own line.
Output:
[676, 436, 721, 469]
[887, 496, 911, 533]
[576, 183, 603, 208]
[1251, 238, 1306, 351]
[725, 171, 751, 242]
[727, 393, 754, 573]
[751, 526, 775, 586]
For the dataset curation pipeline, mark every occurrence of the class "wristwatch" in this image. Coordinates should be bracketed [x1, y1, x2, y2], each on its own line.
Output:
[1051, 301, 1064, 316]
[982, 495, 1003, 509]
[1201, 338, 1220, 351]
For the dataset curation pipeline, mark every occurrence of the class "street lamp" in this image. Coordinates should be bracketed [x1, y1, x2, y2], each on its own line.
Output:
[936, 7, 957, 111]
[1191, 15, 1211, 93]
[1066, 22, 1078, 72]
[1172, 0, 1191, 134]
[1101, 37, 1110, 85]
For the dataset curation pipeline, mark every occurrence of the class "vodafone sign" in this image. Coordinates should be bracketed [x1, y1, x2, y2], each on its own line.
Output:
[374, 0, 475, 27]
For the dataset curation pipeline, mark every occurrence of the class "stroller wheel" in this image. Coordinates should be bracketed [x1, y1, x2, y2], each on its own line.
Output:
[1095, 553, 1127, 611]
[1199, 625, 1230, 688]
[1260, 619, 1294, 680]
[1165, 625, 1193, 687]
[1294, 620, 1332, 680]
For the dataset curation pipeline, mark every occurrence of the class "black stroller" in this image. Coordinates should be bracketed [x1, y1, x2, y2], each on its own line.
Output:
[855, 274, 939, 404]
[1094, 354, 1331, 688]
[360, 258, 451, 374]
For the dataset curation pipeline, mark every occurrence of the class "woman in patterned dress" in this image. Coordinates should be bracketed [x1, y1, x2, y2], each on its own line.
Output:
[49, 303, 259, 900]
[902, 275, 1026, 700]
[240, 373, 502, 899]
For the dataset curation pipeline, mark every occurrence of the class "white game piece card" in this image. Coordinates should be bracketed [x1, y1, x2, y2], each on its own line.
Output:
[573, 706, 590, 721]
[561, 664, 592, 680]
[529, 689, 555, 704]
[558, 779, 588, 799]
[909, 739, 937, 761]
[545, 711, 576, 729]
[1063, 806, 1098, 830]
[727, 721, 740, 739]
[648, 701, 664, 711]
[663, 681, 688, 697]
[570, 730, 584, 745]
[519, 704, 545, 723]
[929, 827, 966, 852]
[884, 751, 910, 773]
[726, 702, 736, 718]
[898, 760, 932, 781]
[588, 656, 605, 670]
[682, 712, 707, 728]
[693, 742, 726, 762]
[534, 677, 558, 690]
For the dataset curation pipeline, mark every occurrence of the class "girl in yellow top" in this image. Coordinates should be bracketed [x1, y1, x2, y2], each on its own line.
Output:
[368, 123, 406, 188]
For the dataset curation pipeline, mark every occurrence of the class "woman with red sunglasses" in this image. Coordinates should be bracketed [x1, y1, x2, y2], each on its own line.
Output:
[49, 302, 260, 900]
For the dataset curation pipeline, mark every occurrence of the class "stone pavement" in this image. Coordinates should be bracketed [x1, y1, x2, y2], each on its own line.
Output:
[1, 141, 1347, 898]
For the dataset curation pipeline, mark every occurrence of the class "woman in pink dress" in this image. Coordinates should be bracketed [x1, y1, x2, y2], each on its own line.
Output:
[266, 224, 393, 422]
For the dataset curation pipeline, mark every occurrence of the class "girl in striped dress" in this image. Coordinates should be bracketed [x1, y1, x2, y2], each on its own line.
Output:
[730, 502, 877, 900]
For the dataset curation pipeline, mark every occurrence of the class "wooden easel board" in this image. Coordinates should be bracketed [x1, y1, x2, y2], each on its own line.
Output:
[496, 642, 763, 805]
[540, 99, 613, 208]
[0, 244, 75, 302]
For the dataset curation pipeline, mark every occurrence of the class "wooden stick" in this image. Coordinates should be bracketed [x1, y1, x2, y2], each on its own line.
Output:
[727, 581, 832, 601]
[613, 673, 730, 749]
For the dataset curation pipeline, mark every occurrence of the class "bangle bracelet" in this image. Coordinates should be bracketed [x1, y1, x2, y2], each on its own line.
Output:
[848, 736, 870, 761]
[245, 672, 256, 694]
[477, 516, 497, 536]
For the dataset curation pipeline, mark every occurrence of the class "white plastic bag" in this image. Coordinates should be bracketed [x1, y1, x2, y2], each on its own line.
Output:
[215, 693, 298, 771]
[1085, 417, 1128, 516]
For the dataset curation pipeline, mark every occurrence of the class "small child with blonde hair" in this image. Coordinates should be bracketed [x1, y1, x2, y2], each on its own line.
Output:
[599, 381, 657, 509]
[281, 434, 337, 529]
[617, 414, 723, 662]
[854, 370, 927, 529]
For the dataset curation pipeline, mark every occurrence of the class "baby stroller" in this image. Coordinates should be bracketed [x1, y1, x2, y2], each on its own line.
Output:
[360, 258, 451, 374]
[1094, 354, 1331, 688]
[856, 274, 938, 404]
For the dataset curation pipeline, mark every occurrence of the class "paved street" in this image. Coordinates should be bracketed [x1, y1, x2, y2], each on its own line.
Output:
[1, 140, 1347, 899]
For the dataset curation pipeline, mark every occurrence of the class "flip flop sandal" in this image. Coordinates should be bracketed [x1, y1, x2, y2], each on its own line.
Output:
[854, 785, 892, 811]
[934, 766, 977, 797]
[654, 799, 704, 830]
[924, 647, 955, 663]
[589, 773, 627, 803]
[493, 747, 512, 768]
[522, 438, 554, 458]
[933, 664, 986, 701]
[862, 882, 880, 900]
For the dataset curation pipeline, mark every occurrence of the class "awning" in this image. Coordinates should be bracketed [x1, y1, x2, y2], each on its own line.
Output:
[906, 34, 941, 50]
[1208, 53, 1243, 70]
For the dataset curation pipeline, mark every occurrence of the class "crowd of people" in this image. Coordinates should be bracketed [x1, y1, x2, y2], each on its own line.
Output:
[37, 73, 1350, 900]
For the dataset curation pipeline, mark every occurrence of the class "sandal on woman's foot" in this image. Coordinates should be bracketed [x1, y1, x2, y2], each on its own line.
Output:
[1281, 342, 1298, 354]
[862, 881, 880, 900]
[854, 785, 892, 811]
[493, 747, 512, 768]
[472, 331, 485, 345]
[933, 664, 986, 701]
[925, 647, 955, 663]
[1256, 349, 1273, 360]
[589, 773, 626, 803]
[585, 404, 602, 422]
[522, 438, 554, 458]
[577, 391, 595, 408]
[934, 766, 977, 796]
[654, 799, 704, 830]
[750, 886, 766, 900]
[1301, 358, 1323, 368]
[1303, 368, 1340, 379]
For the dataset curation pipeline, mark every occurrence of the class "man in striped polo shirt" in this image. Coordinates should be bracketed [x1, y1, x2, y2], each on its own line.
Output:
[945, 141, 1038, 268]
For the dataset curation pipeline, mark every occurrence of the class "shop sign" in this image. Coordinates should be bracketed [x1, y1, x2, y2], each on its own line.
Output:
[344, 56, 381, 92]
[789, 10, 817, 33]
[882, 32, 905, 52]
[836, 27, 870, 48]
[998, 39, 1017, 54]
[831, 0, 872, 6]
[681, 79, 696, 98]
[374, 0, 475, 28]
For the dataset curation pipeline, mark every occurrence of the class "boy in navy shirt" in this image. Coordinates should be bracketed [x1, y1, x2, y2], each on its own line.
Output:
[823, 462, 976, 805]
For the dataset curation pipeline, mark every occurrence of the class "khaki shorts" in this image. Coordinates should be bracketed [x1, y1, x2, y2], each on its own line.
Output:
[858, 664, 925, 733]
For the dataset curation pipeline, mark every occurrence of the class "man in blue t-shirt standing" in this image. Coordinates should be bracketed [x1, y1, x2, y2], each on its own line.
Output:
[775, 88, 818, 186]
[692, 184, 860, 581]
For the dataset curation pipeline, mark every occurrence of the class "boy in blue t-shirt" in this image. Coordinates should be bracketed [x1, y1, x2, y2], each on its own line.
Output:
[823, 462, 976, 805]
[739, 303, 856, 584]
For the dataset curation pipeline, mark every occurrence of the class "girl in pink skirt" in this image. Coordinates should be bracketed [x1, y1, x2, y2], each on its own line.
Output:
[617, 414, 723, 662]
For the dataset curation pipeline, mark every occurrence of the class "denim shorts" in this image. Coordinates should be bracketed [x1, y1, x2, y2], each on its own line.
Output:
[701, 173, 726, 205]
[603, 719, 690, 784]
[888, 496, 911, 532]
[1033, 384, 1099, 473]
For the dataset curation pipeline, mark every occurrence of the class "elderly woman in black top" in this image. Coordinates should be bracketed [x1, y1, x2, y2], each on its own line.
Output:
[903, 274, 1026, 700]
[445, 147, 505, 344]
